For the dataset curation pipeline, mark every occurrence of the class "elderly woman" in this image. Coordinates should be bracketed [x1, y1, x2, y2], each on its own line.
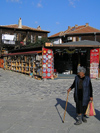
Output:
[67, 66, 93, 125]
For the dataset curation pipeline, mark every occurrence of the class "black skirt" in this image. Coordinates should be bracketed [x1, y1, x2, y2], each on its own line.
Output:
[76, 89, 87, 114]
[76, 100, 87, 114]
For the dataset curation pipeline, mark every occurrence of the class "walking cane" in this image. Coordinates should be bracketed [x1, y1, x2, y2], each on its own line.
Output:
[62, 91, 69, 123]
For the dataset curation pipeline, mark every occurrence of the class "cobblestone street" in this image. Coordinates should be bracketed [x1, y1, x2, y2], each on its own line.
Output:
[0, 68, 100, 133]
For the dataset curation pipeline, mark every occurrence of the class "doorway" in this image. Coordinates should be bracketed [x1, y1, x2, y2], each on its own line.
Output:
[54, 48, 88, 75]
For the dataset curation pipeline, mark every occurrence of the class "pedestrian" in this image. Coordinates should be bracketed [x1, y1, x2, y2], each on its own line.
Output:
[67, 66, 93, 125]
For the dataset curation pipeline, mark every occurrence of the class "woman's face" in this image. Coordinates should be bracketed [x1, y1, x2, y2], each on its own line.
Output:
[79, 72, 85, 78]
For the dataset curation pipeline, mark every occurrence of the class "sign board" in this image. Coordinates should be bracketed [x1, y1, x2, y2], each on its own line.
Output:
[90, 49, 99, 78]
[45, 42, 53, 47]
[42, 48, 54, 79]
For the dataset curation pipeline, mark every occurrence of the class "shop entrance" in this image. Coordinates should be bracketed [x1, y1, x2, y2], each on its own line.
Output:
[54, 48, 88, 75]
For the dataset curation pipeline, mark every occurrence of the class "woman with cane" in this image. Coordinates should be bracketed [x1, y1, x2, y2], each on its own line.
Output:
[67, 66, 93, 125]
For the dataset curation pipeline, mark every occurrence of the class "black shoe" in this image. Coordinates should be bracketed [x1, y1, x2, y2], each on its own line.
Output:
[82, 116, 87, 123]
[75, 115, 82, 125]
[74, 120, 82, 125]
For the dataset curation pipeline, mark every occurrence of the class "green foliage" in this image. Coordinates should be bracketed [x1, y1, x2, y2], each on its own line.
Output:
[23, 37, 51, 48]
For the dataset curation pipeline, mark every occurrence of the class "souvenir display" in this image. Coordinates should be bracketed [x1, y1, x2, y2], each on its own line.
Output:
[43, 50, 46, 54]
[48, 55, 51, 59]
[48, 64, 51, 67]
[47, 68, 51, 72]
[90, 49, 99, 79]
[48, 60, 51, 63]
[43, 73, 46, 77]
[43, 68, 46, 72]
[43, 64, 46, 68]
[42, 48, 54, 79]
[43, 59, 46, 63]
[4, 54, 42, 78]
[48, 50, 52, 54]
[43, 55, 46, 59]
[47, 73, 51, 77]
[46, 57, 48, 61]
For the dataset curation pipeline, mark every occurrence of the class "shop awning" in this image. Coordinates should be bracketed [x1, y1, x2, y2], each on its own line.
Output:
[4, 50, 42, 56]
[45, 40, 100, 48]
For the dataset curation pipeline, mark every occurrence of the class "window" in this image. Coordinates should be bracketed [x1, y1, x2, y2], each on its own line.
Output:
[38, 36, 42, 40]
[14, 33, 17, 41]
[73, 37, 76, 42]
[78, 37, 81, 41]
[31, 35, 34, 43]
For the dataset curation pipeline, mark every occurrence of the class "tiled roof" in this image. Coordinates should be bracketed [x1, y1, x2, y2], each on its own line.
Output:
[0, 24, 50, 33]
[64, 25, 100, 34]
[48, 31, 64, 38]
[49, 24, 100, 38]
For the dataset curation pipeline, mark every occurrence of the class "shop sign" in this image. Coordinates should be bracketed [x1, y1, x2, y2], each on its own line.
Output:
[90, 49, 99, 78]
[45, 42, 53, 47]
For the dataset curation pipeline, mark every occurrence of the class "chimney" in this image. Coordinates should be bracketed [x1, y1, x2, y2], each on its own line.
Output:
[75, 24, 78, 28]
[18, 18, 22, 28]
[85, 23, 89, 27]
[37, 26, 41, 30]
[68, 26, 71, 30]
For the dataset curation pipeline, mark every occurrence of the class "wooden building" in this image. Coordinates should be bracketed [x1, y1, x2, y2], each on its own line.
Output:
[48, 23, 100, 44]
[0, 18, 50, 55]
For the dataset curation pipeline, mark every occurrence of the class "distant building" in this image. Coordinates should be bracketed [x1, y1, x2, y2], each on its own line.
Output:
[0, 18, 50, 52]
[48, 23, 100, 44]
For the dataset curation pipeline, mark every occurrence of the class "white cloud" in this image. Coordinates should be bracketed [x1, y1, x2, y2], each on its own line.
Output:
[56, 22, 60, 25]
[68, 0, 79, 8]
[35, 21, 38, 24]
[6, 0, 22, 3]
[37, 0, 43, 8]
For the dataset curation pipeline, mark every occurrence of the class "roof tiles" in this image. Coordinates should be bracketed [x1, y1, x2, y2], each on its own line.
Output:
[49, 24, 100, 38]
[0, 24, 50, 33]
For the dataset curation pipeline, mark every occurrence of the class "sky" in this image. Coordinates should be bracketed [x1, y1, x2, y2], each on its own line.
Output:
[0, 0, 100, 36]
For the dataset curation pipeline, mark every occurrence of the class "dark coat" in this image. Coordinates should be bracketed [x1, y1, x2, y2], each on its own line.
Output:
[74, 75, 90, 106]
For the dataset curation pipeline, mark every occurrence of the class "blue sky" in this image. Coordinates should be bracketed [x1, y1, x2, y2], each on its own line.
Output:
[0, 0, 100, 36]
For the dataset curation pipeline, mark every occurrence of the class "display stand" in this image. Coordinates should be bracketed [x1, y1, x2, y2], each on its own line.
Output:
[4, 53, 42, 78]
[42, 48, 54, 79]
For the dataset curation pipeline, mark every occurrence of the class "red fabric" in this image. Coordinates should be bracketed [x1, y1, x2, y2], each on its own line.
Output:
[54, 69, 57, 72]
[4, 51, 42, 56]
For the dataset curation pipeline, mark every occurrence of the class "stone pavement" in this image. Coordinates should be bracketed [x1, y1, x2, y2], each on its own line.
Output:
[0, 68, 100, 133]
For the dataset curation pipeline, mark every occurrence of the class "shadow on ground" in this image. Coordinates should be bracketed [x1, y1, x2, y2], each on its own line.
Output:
[95, 109, 100, 121]
[55, 98, 100, 122]
[55, 98, 76, 122]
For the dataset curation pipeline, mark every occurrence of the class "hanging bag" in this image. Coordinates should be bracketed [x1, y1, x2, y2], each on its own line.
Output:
[85, 101, 96, 116]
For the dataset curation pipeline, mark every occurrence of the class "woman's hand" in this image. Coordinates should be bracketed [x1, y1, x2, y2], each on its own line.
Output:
[90, 97, 93, 101]
[67, 88, 71, 93]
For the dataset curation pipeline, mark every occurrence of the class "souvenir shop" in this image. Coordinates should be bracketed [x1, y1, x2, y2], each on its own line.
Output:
[1, 40, 100, 79]
[45, 40, 100, 79]
[2, 46, 55, 80]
